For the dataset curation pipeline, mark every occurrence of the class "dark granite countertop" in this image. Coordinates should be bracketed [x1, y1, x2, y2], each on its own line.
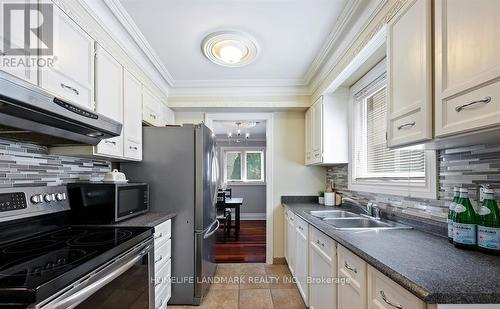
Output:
[283, 202, 500, 304]
[108, 212, 176, 230]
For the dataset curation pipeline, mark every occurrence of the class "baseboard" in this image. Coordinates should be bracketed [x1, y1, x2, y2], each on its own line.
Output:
[240, 213, 266, 220]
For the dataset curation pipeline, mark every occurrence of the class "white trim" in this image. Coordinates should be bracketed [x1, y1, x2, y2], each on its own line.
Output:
[103, 0, 175, 87]
[240, 213, 266, 221]
[205, 113, 274, 264]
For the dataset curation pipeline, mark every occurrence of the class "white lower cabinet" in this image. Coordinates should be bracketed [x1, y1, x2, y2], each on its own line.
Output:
[285, 208, 296, 275]
[294, 216, 309, 305]
[338, 245, 367, 309]
[153, 220, 172, 309]
[368, 265, 425, 309]
[309, 226, 337, 309]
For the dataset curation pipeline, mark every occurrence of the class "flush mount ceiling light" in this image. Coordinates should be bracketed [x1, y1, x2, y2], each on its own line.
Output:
[202, 31, 259, 67]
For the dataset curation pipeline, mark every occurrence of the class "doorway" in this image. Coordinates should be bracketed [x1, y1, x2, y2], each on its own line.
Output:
[205, 113, 274, 264]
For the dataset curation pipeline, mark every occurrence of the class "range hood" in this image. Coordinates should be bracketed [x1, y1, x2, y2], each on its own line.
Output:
[0, 72, 122, 146]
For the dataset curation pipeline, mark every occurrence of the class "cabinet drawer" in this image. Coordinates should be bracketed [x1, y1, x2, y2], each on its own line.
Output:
[96, 135, 123, 158]
[295, 216, 308, 234]
[155, 279, 170, 309]
[155, 258, 171, 297]
[42, 74, 92, 109]
[124, 139, 142, 160]
[338, 245, 366, 289]
[154, 220, 171, 248]
[310, 226, 335, 259]
[388, 110, 426, 147]
[143, 104, 161, 126]
[368, 265, 425, 309]
[155, 239, 171, 270]
[437, 79, 500, 137]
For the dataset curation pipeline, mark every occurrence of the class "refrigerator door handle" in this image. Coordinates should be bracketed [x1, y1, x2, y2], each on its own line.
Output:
[204, 219, 219, 239]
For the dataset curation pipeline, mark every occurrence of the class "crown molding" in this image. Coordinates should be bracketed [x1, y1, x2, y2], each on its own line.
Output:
[302, 0, 363, 85]
[173, 78, 307, 88]
[169, 84, 311, 97]
[309, 0, 388, 95]
[104, 0, 175, 87]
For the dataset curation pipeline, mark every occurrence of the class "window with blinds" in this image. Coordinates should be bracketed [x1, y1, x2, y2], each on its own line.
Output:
[353, 74, 425, 182]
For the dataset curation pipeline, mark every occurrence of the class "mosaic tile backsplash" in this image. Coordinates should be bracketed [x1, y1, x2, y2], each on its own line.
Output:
[0, 139, 111, 187]
[326, 144, 500, 222]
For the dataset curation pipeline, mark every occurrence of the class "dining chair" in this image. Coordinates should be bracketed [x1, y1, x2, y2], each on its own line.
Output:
[216, 192, 232, 242]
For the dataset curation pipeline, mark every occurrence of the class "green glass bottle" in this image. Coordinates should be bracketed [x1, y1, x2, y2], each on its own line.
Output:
[448, 187, 460, 243]
[453, 188, 477, 249]
[477, 188, 500, 255]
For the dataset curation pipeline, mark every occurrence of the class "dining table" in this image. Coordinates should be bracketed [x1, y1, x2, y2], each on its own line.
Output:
[224, 197, 243, 239]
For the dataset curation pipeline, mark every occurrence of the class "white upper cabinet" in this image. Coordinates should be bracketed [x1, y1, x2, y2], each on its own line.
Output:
[94, 44, 123, 158]
[39, 4, 93, 109]
[435, 0, 500, 137]
[0, 0, 37, 84]
[305, 91, 348, 166]
[142, 86, 163, 127]
[387, 0, 432, 148]
[123, 69, 143, 161]
[161, 103, 175, 126]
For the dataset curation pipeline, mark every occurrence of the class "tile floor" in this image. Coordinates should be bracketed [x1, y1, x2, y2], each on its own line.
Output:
[168, 263, 306, 309]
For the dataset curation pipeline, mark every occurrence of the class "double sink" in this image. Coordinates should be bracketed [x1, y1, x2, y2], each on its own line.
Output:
[307, 210, 412, 230]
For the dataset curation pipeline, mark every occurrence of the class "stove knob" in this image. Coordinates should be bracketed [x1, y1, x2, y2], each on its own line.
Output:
[44, 194, 53, 202]
[31, 195, 42, 204]
[55, 193, 64, 201]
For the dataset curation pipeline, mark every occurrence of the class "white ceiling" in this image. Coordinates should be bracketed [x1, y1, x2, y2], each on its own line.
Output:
[212, 120, 266, 138]
[118, 0, 348, 88]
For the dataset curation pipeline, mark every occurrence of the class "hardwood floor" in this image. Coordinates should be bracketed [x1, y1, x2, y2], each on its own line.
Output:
[216, 220, 266, 263]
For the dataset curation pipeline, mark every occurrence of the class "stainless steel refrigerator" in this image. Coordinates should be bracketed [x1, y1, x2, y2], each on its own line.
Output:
[121, 124, 218, 305]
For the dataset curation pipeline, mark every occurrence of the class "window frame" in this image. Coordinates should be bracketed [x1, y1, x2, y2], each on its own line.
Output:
[222, 147, 265, 185]
[347, 60, 437, 199]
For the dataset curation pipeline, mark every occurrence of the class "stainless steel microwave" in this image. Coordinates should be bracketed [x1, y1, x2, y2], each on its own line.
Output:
[67, 182, 149, 223]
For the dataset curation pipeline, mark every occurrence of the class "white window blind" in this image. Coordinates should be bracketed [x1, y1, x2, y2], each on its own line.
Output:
[353, 74, 425, 182]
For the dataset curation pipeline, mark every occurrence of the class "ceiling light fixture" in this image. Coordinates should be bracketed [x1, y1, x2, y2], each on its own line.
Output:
[202, 31, 259, 67]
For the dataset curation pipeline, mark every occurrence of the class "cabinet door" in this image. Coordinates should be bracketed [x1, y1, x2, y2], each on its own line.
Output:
[161, 104, 175, 126]
[123, 70, 143, 160]
[338, 245, 366, 309]
[0, 0, 37, 84]
[435, 0, 500, 137]
[286, 212, 296, 275]
[367, 266, 425, 309]
[387, 0, 432, 147]
[142, 87, 163, 126]
[305, 108, 312, 164]
[294, 217, 308, 305]
[311, 99, 323, 163]
[310, 226, 337, 309]
[94, 45, 123, 158]
[39, 4, 93, 109]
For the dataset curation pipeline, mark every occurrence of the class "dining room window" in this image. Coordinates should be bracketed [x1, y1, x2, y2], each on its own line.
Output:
[224, 149, 264, 183]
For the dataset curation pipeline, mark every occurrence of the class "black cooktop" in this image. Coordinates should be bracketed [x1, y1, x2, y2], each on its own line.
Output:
[0, 225, 153, 305]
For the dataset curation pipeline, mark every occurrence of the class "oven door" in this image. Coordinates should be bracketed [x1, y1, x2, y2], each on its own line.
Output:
[116, 185, 149, 222]
[35, 239, 154, 309]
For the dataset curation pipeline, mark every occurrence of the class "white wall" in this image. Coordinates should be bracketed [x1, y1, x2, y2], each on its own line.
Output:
[272, 111, 325, 257]
[174, 112, 205, 125]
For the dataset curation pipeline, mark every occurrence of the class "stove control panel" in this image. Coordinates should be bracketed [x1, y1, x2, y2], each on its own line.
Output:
[0, 192, 27, 212]
[0, 186, 70, 222]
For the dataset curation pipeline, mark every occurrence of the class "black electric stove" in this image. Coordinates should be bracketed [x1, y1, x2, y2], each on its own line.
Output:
[0, 186, 154, 308]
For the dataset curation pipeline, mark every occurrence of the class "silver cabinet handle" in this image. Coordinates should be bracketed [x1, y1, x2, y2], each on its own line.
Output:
[60, 83, 80, 95]
[154, 278, 163, 287]
[129, 146, 138, 150]
[380, 290, 403, 309]
[150, 113, 157, 119]
[154, 233, 163, 240]
[455, 96, 491, 112]
[155, 255, 163, 264]
[104, 140, 116, 145]
[344, 261, 357, 274]
[397, 122, 415, 130]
